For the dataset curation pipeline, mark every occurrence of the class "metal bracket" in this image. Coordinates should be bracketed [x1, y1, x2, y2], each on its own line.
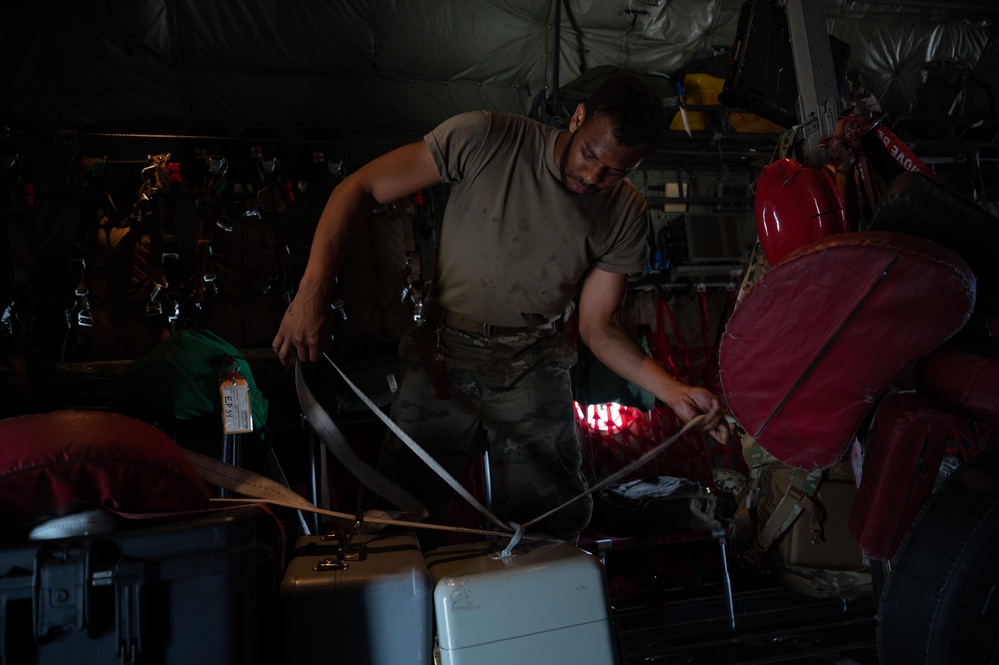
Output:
[785, 0, 845, 168]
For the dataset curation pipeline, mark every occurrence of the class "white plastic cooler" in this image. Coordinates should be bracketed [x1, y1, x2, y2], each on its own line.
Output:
[425, 538, 618, 665]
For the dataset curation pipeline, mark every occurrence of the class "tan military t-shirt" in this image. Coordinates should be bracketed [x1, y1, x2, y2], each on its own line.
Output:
[424, 110, 649, 328]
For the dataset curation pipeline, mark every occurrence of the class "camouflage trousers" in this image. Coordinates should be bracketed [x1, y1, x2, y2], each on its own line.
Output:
[377, 322, 592, 540]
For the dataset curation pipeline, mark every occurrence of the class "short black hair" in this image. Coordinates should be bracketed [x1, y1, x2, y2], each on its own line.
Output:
[584, 72, 666, 150]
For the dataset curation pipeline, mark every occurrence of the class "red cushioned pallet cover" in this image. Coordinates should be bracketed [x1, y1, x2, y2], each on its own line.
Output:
[0, 410, 213, 535]
[849, 392, 950, 560]
[719, 231, 975, 469]
[918, 345, 999, 426]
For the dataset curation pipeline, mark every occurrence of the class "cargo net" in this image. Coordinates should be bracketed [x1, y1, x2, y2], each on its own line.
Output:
[572, 287, 748, 488]
[944, 414, 999, 463]
[576, 403, 747, 487]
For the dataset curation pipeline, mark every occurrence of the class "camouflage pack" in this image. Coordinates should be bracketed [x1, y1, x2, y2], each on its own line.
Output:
[714, 436, 872, 599]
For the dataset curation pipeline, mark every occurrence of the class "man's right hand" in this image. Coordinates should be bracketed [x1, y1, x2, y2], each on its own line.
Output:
[272, 284, 334, 365]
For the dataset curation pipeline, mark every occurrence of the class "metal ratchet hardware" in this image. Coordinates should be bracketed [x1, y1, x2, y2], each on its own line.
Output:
[313, 513, 365, 571]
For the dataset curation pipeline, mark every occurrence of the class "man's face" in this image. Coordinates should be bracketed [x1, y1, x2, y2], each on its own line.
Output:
[559, 105, 649, 195]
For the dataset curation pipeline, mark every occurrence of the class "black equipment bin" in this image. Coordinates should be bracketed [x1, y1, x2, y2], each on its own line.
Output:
[0, 505, 285, 664]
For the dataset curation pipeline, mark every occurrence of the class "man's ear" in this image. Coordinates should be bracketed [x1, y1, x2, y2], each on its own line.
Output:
[569, 103, 586, 131]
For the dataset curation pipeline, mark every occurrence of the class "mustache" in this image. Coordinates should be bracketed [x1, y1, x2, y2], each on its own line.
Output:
[566, 173, 594, 193]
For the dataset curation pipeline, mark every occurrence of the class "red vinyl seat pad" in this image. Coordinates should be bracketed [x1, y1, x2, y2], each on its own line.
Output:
[720, 232, 976, 469]
[849, 392, 951, 560]
[0, 410, 213, 537]
[918, 345, 999, 426]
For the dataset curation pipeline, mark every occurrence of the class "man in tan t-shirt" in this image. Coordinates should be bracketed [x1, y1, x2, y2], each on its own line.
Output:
[273, 73, 731, 539]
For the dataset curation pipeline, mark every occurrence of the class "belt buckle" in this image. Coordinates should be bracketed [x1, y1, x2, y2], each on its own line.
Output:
[480, 322, 496, 337]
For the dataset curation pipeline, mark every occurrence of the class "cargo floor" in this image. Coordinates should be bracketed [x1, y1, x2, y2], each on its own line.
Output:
[610, 578, 880, 664]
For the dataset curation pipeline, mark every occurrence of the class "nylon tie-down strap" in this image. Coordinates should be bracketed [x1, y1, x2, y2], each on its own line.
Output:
[190, 354, 703, 542]
[294, 359, 430, 520]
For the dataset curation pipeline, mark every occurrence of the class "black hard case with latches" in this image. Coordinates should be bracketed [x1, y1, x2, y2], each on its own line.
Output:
[0, 505, 285, 664]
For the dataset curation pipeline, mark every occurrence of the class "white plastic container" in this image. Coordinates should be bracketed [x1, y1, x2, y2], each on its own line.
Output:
[425, 538, 618, 665]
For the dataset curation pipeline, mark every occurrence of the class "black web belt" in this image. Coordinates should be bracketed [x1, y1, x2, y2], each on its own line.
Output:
[423, 306, 555, 337]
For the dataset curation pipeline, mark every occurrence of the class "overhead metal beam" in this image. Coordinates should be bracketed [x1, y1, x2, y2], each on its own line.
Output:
[785, 0, 844, 168]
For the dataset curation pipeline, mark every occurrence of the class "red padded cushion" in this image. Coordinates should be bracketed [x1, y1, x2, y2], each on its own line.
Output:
[720, 232, 976, 469]
[849, 393, 950, 560]
[755, 158, 848, 266]
[0, 410, 213, 535]
[918, 345, 999, 425]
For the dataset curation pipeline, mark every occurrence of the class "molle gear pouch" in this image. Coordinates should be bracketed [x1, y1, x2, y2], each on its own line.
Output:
[717, 436, 872, 599]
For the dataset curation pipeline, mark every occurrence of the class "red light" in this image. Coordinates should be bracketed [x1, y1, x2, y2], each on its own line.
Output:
[575, 402, 643, 432]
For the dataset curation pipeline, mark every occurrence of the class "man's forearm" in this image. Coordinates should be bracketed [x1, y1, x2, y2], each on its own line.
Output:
[296, 178, 377, 299]
[583, 319, 686, 404]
